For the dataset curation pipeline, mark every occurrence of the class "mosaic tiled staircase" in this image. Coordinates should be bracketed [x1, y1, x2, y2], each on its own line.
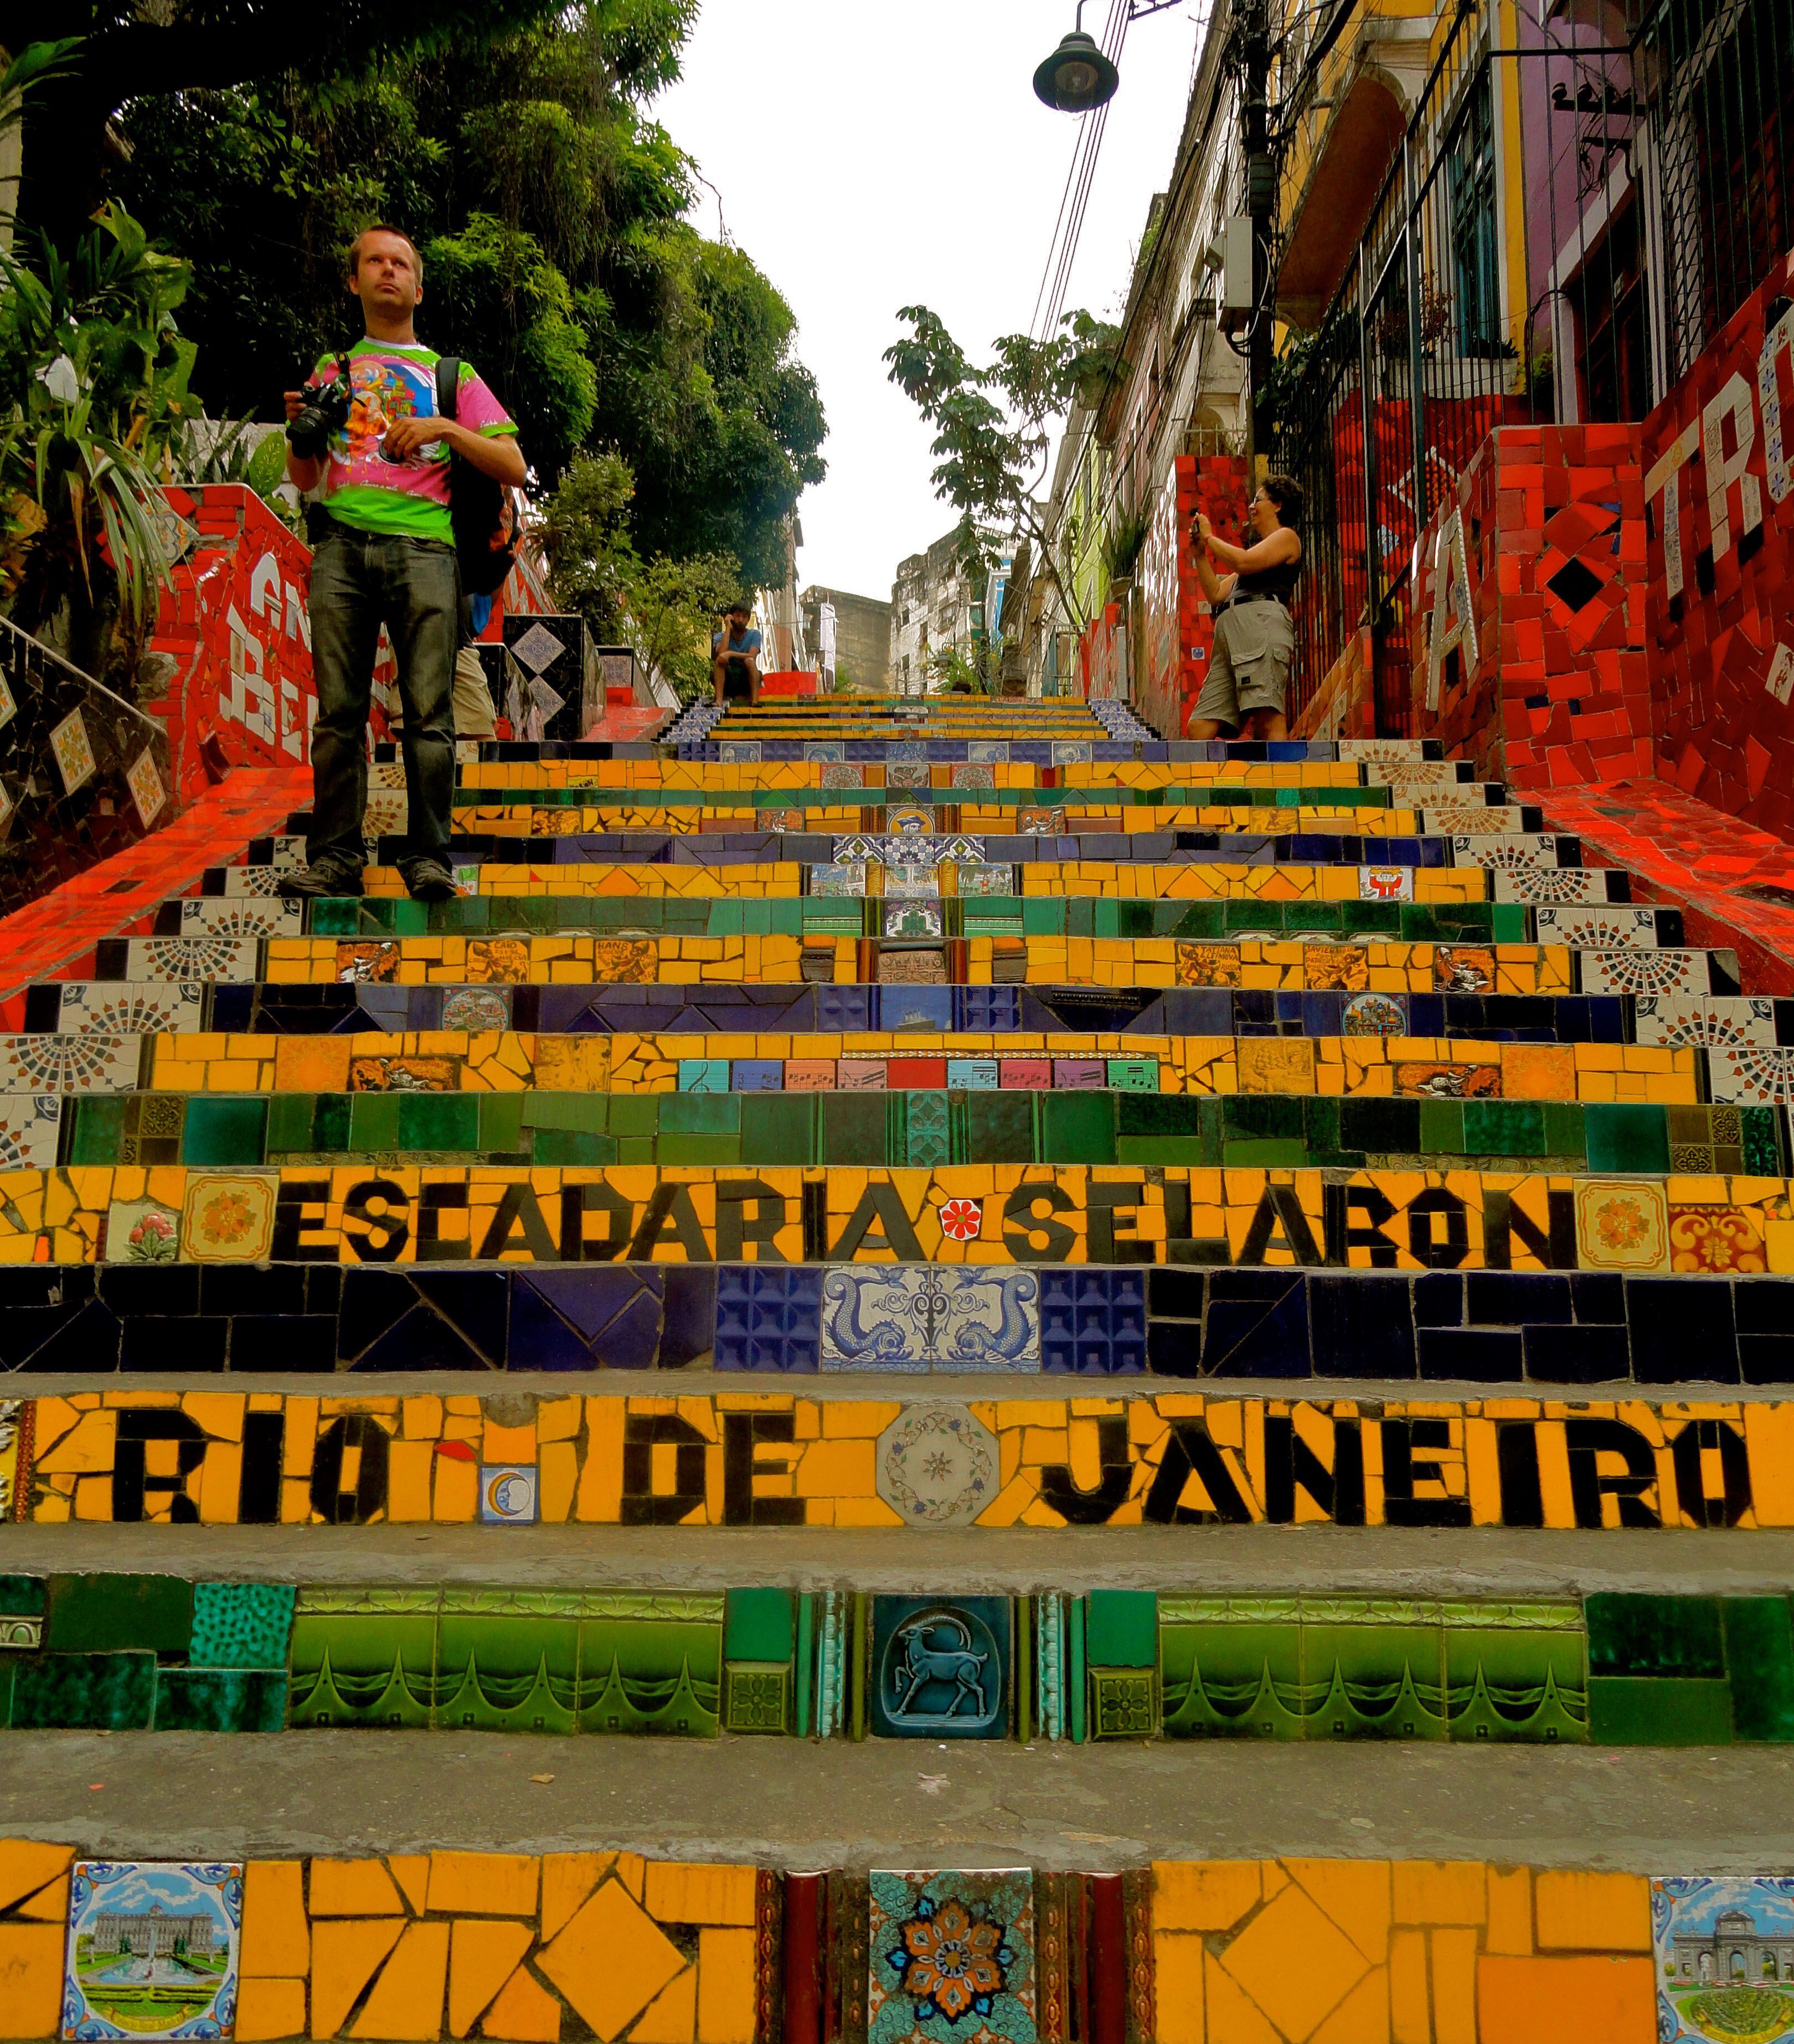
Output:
[1, 689, 1791, 2044]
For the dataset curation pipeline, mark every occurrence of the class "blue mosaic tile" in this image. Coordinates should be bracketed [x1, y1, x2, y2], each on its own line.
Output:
[1040, 1268, 1148, 1374]
[714, 1264, 822, 1372]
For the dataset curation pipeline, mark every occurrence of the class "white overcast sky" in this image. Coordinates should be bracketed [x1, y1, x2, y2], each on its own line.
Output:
[657, 1, 1208, 603]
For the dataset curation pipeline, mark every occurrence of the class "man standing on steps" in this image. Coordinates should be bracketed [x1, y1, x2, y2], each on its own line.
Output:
[279, 224, 527, 902]
[712, 600, 762, 709]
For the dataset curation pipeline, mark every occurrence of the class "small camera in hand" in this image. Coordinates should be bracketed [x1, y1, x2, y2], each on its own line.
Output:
[287, 358, 353, 460]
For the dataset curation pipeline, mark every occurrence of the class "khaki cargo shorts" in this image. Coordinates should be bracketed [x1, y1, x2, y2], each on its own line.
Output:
[1193, 599, 1295, 726]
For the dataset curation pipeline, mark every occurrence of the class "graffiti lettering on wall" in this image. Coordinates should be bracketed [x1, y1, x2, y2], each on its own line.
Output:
[1646, 249, 1794, 831]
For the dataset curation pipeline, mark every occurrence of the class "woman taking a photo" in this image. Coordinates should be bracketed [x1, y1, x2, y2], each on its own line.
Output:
[1188, 474, 1304, 741]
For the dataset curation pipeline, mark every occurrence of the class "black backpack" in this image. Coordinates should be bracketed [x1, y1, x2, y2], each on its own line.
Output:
[435, 355, 522, 596]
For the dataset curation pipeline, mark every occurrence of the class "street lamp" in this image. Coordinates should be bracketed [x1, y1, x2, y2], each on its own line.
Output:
[1032, 2, 1120, 112]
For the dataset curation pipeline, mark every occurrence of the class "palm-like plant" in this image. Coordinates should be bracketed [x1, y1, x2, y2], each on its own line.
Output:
[0, 201, 203, 666]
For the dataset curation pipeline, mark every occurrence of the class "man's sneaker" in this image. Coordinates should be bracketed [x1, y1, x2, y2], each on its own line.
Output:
[400, 859, 460, 904]
[276, 861, 364, 900]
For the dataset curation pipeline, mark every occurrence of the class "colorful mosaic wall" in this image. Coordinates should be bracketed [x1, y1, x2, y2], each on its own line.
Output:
[1, 693, 1788, 2043]
[1403, 424, 1653, 791]
[8, 1387, 1794, 1526]
[0, 1840, 1684, 2044]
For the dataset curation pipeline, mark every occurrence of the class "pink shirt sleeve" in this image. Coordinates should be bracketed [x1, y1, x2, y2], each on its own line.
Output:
[457, 364, 517, 436]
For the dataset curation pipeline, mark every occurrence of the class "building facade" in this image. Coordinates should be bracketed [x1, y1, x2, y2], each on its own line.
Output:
[91, 1908, 220, 1959]
[799, 586, 892, 692]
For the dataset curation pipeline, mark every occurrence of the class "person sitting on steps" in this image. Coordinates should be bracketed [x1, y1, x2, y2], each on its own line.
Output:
[712, 601, 762, 709]
[1188, 473, 1305, 742]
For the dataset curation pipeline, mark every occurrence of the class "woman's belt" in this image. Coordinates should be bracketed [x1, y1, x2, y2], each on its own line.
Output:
[1224, 589, 1289, 608]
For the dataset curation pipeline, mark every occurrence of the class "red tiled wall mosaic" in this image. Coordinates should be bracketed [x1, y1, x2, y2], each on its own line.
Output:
[1405, 425, 1651, 789]
[1291, 627, 1375, 740]
[1644, 249, 1794, 835]
[143, 486, 560, 809]
[1134, 453, 1250, 735]
[143, 484, 317, 808]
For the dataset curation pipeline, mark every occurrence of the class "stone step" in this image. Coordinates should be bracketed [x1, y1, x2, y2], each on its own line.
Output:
[447, 757, 1472, 790]
[3, 1163, 1790, 1281]
[0, 1733, 1780, 1877]
[55, 1086, 1772, 1181]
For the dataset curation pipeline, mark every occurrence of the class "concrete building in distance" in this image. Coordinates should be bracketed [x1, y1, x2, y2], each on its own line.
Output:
[799, 586, 891, 693]
[888, 528, 993, 695]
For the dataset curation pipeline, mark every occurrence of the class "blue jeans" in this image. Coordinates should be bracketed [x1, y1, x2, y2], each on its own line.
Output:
[306, 520, 459, 870]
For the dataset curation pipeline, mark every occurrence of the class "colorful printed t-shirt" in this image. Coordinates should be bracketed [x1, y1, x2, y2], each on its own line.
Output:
[308, 339, 516, 545]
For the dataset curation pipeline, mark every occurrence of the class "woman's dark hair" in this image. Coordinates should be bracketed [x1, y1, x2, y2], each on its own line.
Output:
[1263, 472, 1306, 529]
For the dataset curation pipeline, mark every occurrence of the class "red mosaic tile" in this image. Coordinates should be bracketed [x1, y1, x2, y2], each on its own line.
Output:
[0, 765, 310, 998]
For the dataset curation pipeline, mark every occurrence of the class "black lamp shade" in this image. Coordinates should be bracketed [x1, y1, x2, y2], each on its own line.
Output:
[1032, 30, 1120, 112]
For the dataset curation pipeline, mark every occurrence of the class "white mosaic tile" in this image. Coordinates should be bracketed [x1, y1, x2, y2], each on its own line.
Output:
[1707, 1046, 1794, 1104]
[0, 1094, 61, 1168]
[1535, 905, 1663, 948]
[876, 1405, 1001, 1526]
[178, 897, 302, 940]
[0, 1034, 139, 1093]
[1419, 803, 1529, 833]
[820, 1266, 1041, 1372]
[51, 982, 206, 1035]
[1581, 950, 1716, 996]
[1450, 833, 1571, 869]
[1633, 997, 1776, 1047]
[1490, 869, 1623, 904]
[121, 936, 259, 983]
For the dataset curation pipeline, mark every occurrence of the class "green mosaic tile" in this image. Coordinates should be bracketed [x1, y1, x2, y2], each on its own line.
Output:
[153, 1668, 288, 1732]
[181, 1096, 269, 1167]
[435, 1611, 580, 1734]
[396, 1092, 480, 1153]
[1587, 1675, 1734, 1744]
[45, 1573, 193, 1656]
[1722, 1598, 1794, 1741]
[9, 1651, 156, 1730]
[739, 1093, 816, 1166]
[287, 1608, 436, 1728]
[1085, 1589, 1157, 1669]
[1586, 1593, 1725, 1678]
[725, 1663, 789, 1733]
[190, 1582, 296, 1669]
[725, 1588, 795, 1663]
[68, 1095, 128, 1165]
[347, 1093, 401, 1153]
[1583, 1104, 1671, 1175]
[1444, 1628, 1587, 1743]
[1089, 1666, 1157, 1738]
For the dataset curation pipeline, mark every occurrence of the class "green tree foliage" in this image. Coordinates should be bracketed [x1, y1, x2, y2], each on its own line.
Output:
[540, 450, 741, 705]
[884, 306, 1121, 634]
[104, 1, 825, 585]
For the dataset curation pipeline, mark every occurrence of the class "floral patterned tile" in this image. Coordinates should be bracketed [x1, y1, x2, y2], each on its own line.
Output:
[869, 1868, 1035, 2040]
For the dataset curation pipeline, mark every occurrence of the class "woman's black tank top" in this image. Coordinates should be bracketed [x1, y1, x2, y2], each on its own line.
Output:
[1233, 548, 1301, 603]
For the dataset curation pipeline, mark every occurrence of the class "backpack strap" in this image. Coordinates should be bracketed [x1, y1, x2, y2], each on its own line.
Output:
[435, 356, 461, 422]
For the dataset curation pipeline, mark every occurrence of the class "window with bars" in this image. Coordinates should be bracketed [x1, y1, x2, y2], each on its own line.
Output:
[1447, 75, 1502, 355]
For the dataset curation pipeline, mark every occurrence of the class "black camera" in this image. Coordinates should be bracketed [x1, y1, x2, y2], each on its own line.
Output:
[286, 357, 354, 461]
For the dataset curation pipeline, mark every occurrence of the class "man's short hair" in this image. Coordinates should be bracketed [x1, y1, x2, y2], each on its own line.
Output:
[348, 224, 422, 282]
[724, 599, 751, 617]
